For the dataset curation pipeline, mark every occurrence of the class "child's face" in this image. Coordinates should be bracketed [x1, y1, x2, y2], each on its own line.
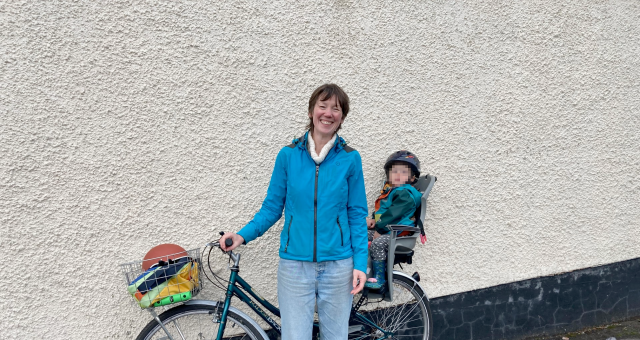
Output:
[389, 163, 412, 187]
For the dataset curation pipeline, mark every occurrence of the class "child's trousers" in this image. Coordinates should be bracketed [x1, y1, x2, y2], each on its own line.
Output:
[368, 230, 392, 261]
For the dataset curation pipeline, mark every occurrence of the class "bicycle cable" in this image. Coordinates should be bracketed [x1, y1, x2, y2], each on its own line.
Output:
[212, 247, 231, 290]
[199, 246, 218, 289]
[209, 246, 231, 289]
[200, 244, 229, 291]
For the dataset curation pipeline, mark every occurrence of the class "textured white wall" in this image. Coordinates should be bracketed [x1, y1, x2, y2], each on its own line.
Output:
[2, 0, 639, 338]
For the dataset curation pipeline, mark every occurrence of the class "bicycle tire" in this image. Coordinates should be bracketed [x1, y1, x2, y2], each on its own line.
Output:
[349, 273, 433, 340]
[136, 304, 268, 340]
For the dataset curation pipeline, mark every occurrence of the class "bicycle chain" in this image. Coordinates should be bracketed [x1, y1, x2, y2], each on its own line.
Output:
[352, 288, 368, 314]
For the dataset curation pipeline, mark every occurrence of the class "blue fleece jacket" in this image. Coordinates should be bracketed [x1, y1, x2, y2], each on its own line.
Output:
[237, 132, 369, 272]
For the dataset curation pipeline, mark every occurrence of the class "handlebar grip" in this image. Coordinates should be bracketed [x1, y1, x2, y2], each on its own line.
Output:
[225, 238, 233, 247]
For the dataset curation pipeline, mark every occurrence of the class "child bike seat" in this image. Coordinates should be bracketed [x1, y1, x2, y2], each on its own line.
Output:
[367, 174, 437, 301]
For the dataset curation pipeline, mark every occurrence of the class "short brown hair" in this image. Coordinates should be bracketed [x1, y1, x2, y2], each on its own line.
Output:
[306, 84, 350, 133]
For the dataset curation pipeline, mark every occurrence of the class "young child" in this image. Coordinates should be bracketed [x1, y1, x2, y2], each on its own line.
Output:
[365, 150, 422, 290]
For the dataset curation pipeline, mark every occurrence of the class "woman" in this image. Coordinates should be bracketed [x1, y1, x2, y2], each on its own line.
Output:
[220, 83, 368, 339]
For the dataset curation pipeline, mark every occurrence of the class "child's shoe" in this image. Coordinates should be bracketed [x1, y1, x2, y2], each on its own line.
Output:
[364, 260, 386, 290]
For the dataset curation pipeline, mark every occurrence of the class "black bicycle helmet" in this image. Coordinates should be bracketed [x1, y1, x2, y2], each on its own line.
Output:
[384, 150, 421, 179]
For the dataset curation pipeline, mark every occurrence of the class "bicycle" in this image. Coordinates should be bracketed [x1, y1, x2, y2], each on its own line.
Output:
[124, 173, 437, 340]
[123, 236, 432, 340]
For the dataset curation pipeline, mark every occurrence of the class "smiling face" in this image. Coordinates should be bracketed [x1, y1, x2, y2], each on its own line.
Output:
[308, 95, 344, 140]
[306, 84, 350, 136]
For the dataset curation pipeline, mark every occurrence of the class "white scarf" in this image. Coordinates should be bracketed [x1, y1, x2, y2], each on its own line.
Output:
[307, 133, 336, 164]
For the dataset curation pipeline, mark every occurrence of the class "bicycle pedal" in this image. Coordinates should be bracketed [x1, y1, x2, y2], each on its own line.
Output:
[348, 325, 365, 334]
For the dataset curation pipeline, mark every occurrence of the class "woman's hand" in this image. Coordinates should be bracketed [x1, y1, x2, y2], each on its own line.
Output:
[372, 231, 381, 240]
[351, 269, 366, 295]
[366, 218, 375, 230]
[219, 232, 245, 251]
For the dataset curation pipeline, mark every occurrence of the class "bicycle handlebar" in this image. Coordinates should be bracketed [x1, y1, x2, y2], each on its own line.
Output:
[204, 233, 242, 269]
[205, 232, 233, 250]
[204, 238, 232, 251]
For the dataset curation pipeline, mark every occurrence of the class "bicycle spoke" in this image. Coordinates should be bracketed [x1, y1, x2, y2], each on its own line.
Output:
[349, 275, 431, 340]
[139, 305, 265, 340]
[170, 319, 187, 340]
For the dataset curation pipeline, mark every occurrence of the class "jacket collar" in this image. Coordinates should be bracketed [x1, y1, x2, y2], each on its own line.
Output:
[292, 131, 347, 153]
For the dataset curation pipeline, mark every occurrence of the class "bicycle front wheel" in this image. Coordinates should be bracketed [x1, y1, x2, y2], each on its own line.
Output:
[350, 273, 433, 340]
[136, 303, 267, 340]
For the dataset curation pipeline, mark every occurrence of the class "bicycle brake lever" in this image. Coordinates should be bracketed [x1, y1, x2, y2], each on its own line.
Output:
[205, 241, 220, 248]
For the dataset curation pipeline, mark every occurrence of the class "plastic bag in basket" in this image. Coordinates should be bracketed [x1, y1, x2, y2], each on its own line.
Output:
[127, 257, 199, 308]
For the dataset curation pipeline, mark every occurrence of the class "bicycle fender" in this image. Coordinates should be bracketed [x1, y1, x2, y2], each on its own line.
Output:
[392, 271, 430, 302]
[183, 300, 270, 339]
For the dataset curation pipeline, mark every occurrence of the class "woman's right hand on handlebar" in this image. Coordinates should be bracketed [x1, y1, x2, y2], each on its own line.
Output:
[219, 232, 245, 251]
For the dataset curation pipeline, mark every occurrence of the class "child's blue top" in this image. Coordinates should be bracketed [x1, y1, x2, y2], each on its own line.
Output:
[373, 184, 422, 234]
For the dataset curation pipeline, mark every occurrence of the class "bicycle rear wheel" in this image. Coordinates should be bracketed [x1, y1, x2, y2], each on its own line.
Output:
[349, 273, 432, 340]
[136, 304, 267, 340]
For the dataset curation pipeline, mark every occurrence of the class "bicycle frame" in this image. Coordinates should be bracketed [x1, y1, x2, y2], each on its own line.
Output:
[214, 251, 390, 340]
[218, 269, 282, 338]
[205, 242, 404, 340]
[214, 250, 282, 339]
[218, 270, 392, 340]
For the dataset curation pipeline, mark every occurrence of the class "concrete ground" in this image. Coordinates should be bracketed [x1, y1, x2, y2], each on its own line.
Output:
[522, 316, 640, 340]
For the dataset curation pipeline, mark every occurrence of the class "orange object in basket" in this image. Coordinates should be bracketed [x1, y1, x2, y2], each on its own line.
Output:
[142, 244, 188, 271]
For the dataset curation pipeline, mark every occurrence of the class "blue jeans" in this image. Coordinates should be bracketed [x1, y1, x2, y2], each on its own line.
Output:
[277, 257, 354, 340]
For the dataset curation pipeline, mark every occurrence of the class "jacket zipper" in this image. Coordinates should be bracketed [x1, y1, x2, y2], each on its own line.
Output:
[313, 165, 319, 262]
[336, 217, 344, 246]
[284, 216, 293, 253]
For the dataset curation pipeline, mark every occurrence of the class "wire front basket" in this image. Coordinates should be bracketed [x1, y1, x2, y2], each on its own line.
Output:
[120, 248, 202, 309]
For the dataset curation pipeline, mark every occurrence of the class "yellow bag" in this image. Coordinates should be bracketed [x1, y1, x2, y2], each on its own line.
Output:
[134, 261, 199, 308]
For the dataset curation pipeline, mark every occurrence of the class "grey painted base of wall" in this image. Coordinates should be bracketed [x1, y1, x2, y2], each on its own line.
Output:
[430, 257, 640, 340]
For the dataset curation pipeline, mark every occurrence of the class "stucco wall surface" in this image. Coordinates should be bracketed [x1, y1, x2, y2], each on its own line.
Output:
[1, 0, 639, 338]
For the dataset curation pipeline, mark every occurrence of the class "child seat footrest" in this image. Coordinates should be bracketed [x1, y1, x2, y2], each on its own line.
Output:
[393, 250, 414, 265]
